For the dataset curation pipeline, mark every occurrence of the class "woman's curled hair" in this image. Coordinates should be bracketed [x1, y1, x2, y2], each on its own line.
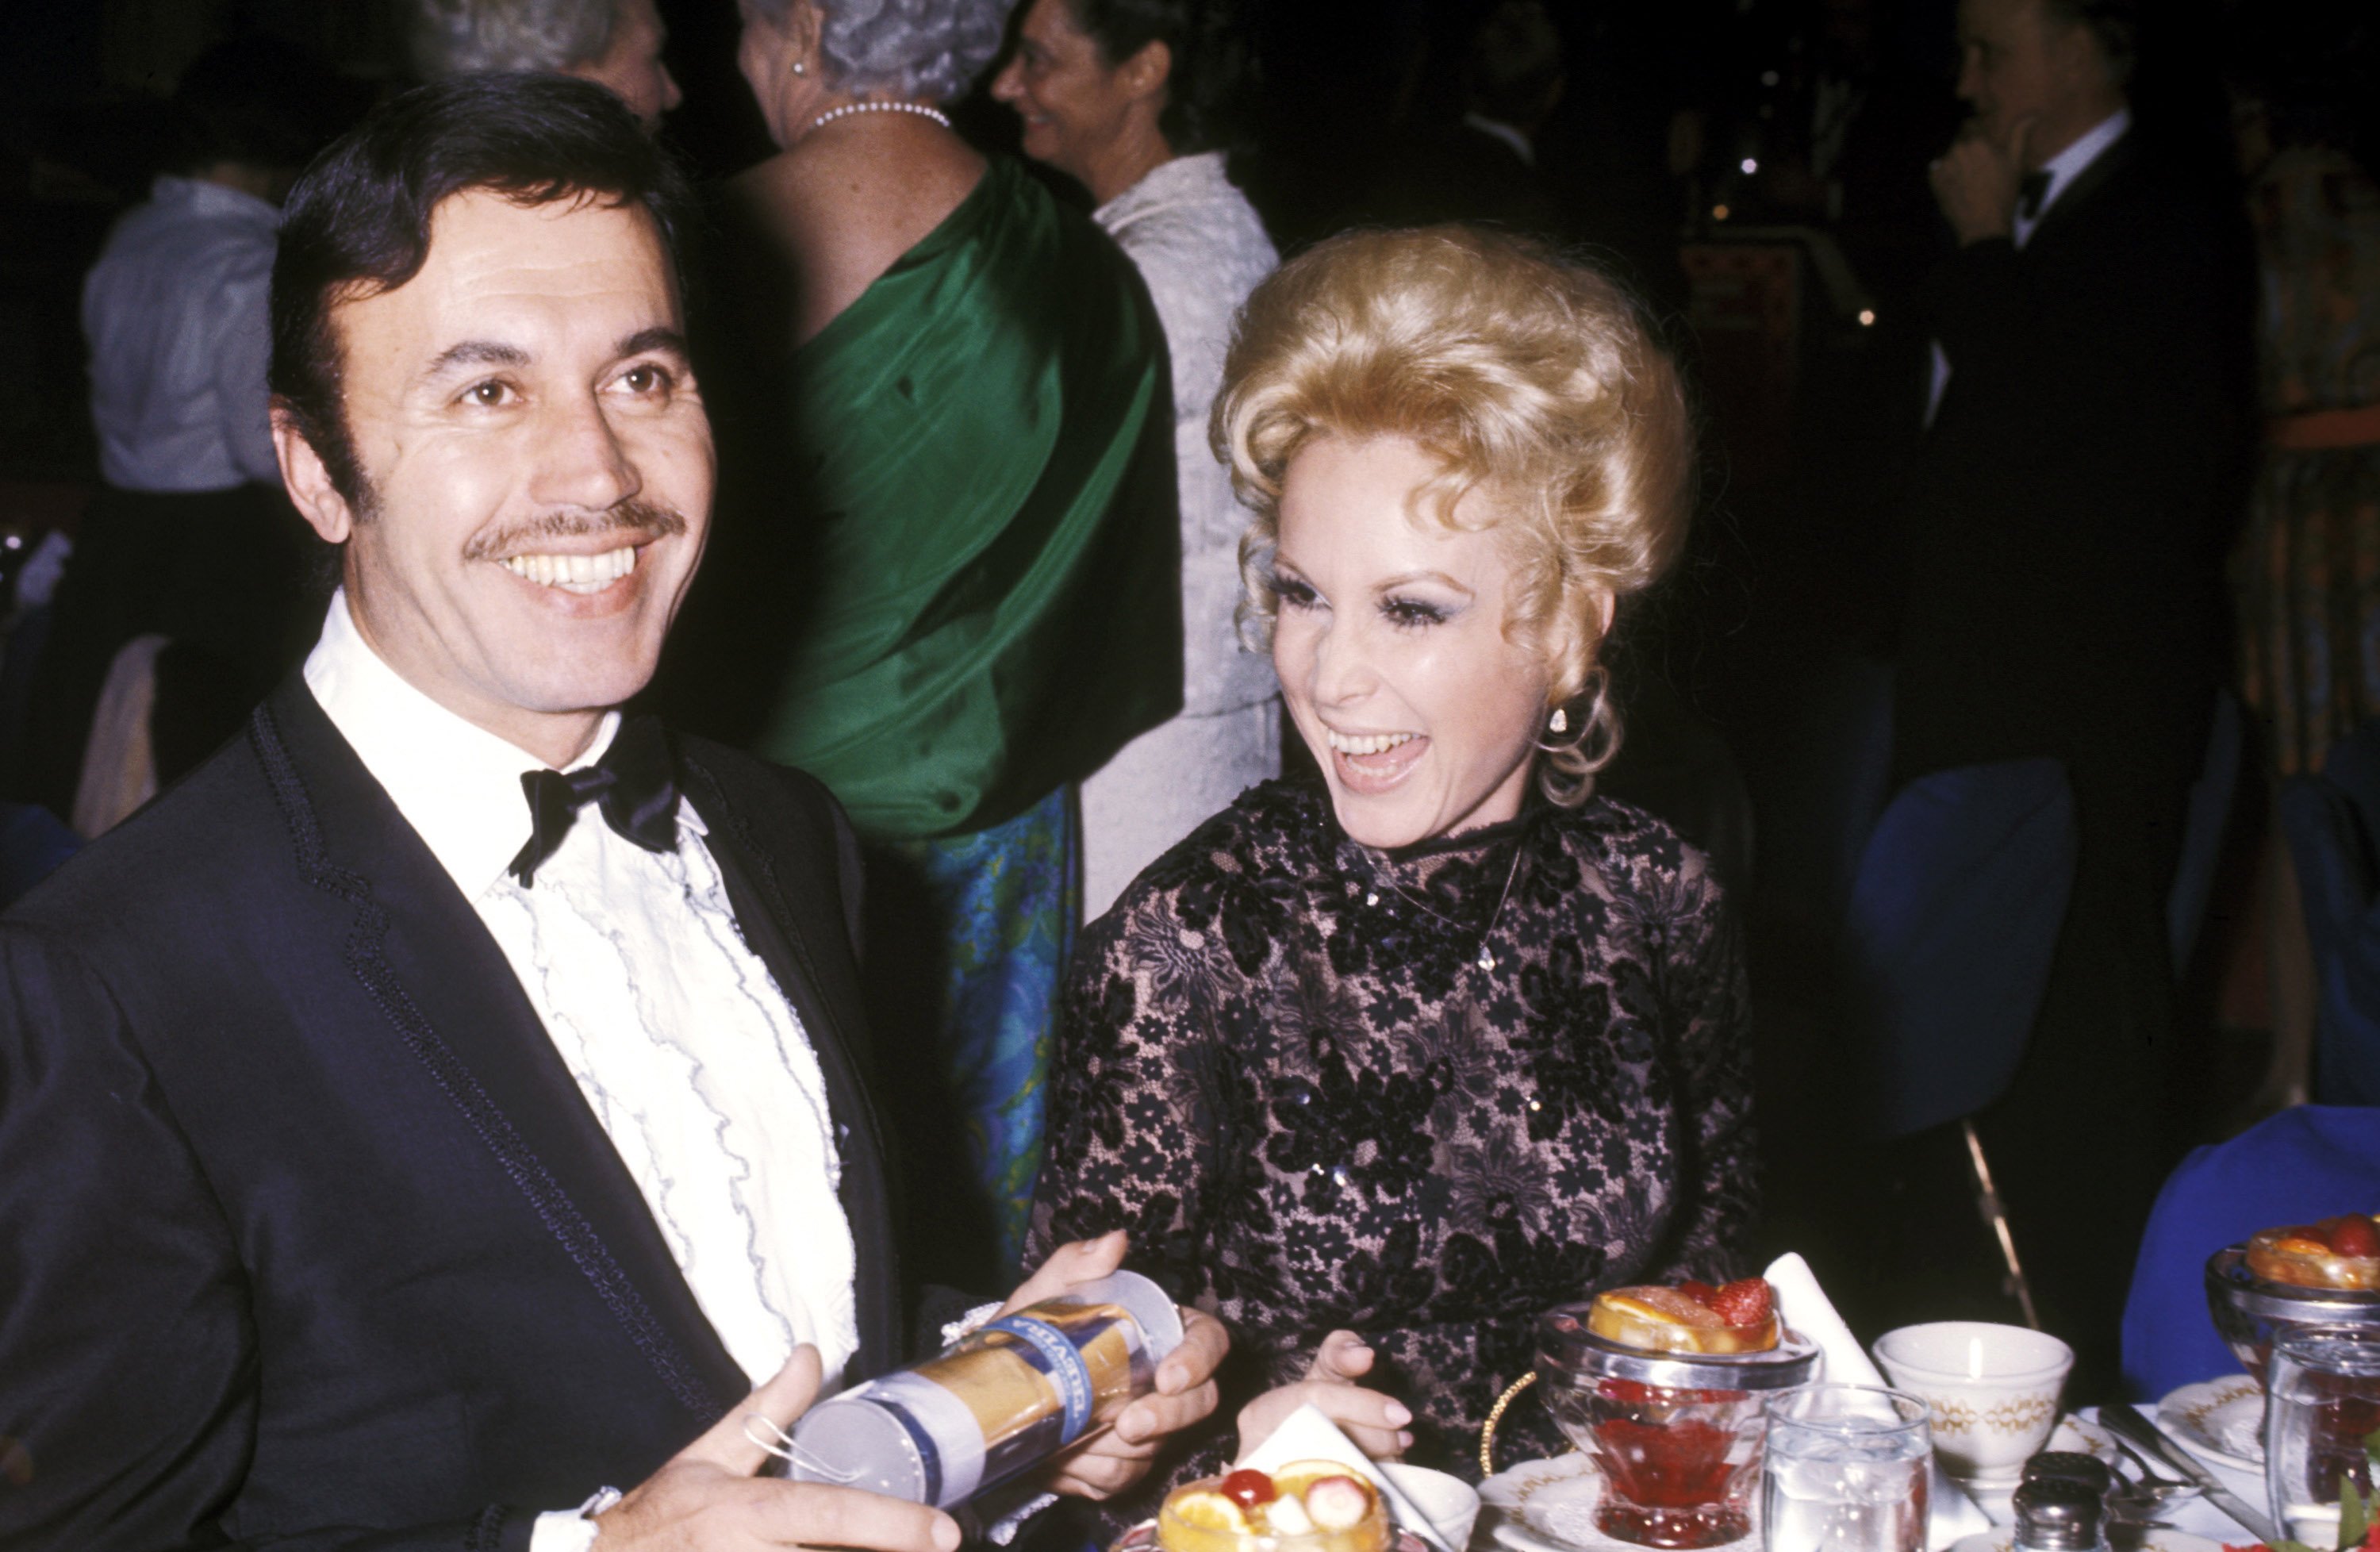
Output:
[1214, 225, 1693, 805]
[747, 0, 1012, 102]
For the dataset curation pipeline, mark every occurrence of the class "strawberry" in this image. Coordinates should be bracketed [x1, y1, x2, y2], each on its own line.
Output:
[2329, 1215, 2380, 1258]
[1302, 1477, 1373, 1531]
[1706, 1277, 1775, 1328]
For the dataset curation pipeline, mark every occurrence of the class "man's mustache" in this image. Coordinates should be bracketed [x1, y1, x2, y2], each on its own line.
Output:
[462, 499, 689, 563]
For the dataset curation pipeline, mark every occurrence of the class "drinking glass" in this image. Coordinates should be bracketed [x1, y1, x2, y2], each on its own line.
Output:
[2267, 1324, 2380, 1546]
[1761, 1385, 1931, 1552]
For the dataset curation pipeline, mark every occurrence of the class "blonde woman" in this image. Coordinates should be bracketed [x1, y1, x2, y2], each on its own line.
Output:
[1027, 226, 1752, 1482]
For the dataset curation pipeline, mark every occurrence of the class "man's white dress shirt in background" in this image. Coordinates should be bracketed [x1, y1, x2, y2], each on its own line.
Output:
[83, 175, 284, 492]
[303, 592, 858, 1549]
[1926, 108, 2133, 426]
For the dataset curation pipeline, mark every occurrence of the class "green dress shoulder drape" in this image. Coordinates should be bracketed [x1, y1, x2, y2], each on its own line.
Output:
[750, 156, 1181, 841]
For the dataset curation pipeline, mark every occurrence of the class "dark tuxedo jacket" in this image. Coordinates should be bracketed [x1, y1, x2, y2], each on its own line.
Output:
[0, 677, 901, 1550]
[1893, 126, 2255, 793]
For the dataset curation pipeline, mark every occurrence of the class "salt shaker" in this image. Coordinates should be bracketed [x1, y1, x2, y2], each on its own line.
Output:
[2010, 1477, 2109, 1551]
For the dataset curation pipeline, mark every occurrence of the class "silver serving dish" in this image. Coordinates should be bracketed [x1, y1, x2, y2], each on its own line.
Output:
[2205, 1244, 2380, 1385]
[1535, 1305, 1822, 1395]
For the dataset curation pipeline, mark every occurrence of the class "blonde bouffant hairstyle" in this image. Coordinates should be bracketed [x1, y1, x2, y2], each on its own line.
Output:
[1214, 225, 1693, 806]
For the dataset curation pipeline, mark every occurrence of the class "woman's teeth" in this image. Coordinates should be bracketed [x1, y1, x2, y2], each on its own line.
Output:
[500, 547, 635, 594]
[1326, 730, 1417, 756]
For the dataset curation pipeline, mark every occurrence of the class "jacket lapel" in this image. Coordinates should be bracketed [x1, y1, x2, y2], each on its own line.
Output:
[255, 678, 749, 1420]
[2023, 127, 2139, 255]
[676, 744, 904, 1379]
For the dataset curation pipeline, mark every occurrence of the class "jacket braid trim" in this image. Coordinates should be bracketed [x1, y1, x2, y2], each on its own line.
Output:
[247, 701, 720, 1419]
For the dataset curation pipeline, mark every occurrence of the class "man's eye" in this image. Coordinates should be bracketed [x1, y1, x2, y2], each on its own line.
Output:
[465, 380, 514, 407]
[620, 364, 672, 394]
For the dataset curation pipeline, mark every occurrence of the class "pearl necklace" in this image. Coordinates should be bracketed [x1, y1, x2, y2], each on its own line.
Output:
[806, 100, 952, 135]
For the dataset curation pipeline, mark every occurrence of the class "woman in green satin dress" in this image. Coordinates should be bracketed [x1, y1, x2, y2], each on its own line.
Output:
[670, 0, 1181, 1290]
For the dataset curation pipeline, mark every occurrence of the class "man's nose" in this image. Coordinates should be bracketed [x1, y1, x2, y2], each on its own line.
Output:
[659, 63, 684, 116]
[529, 393, 641, 513]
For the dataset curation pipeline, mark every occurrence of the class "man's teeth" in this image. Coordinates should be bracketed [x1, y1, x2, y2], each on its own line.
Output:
[499, 547, 635, 594]
[1326, 730, 1417, 756]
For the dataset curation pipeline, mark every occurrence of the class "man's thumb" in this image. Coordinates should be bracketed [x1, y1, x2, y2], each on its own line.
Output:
[683, 1344, 824, 1474]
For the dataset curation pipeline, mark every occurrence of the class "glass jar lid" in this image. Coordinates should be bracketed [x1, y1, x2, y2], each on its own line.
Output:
[1535, 1304, 1821, 1392]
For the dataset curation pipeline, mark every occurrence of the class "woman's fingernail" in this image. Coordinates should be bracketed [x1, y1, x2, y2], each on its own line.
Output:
[1385, 1402, 1413, 1427]
[1398, 1430, 1415, 1450]
[935, 1516, 962, 1552]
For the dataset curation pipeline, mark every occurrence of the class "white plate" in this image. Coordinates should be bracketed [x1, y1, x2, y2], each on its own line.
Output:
[2157, 1376, 2266, 1470]
[1949, 1532, 2228, 1552]
[1478, 1452, 1755, 1552]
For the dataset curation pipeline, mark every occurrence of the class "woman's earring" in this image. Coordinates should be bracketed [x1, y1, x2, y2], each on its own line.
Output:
[792, 59, 808, 76]
[1549, 707, 1568, 735]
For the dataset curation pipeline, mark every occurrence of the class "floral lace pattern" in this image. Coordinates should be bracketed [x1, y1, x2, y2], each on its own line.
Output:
[1027, 778, 1756, 1483]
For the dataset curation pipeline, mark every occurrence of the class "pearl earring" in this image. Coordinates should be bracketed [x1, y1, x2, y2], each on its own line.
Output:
[792, 60, 807, 75]
[1549, 707, 1568, 735]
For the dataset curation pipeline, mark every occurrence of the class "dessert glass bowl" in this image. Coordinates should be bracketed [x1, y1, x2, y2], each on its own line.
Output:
[1536, 1304, 1819, 1548]
[2205, 1244, 2380, 1387]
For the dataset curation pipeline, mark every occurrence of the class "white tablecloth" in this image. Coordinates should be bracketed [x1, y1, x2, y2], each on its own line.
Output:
[2077, 1406, 2267, 1542]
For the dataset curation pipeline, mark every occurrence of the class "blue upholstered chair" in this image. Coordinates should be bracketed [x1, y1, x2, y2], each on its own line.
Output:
[2279, 717, 2380, 1104]
[1845, 758, 2078, 1140]
[2119, 1104, 2380, 1400]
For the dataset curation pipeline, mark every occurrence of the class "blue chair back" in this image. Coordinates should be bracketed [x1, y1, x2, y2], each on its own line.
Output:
[2281, 718, 2380, 1105]
[1844, 758, 2077, 1139]
[2119, 1104, 2380, 1400]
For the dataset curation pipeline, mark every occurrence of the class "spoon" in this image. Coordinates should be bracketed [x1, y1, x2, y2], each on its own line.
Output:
[2105, 1431, 2205, 1509]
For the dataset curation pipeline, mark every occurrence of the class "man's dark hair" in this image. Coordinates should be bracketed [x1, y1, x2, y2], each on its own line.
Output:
[2040, 0, 2139, 89]
[1464, 0, 1565, 127]
[1067, 0, 1254, 156]
[267, 73, 694, 505]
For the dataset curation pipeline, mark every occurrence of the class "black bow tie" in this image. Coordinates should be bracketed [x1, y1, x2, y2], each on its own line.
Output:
[2018, 169, 2052, 221]
[509, 713, 679, 886]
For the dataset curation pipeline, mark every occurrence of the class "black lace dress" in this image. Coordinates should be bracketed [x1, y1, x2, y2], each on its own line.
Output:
[1026, 778, 1756, 1489]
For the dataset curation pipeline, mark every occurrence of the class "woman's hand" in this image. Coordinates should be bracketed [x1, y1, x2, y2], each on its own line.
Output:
[1236, 1330, 1415, 1462]
[1007, 1231, 1230, 1501]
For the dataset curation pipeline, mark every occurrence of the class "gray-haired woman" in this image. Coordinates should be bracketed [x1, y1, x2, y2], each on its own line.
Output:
[674, 0, 1183, 1290]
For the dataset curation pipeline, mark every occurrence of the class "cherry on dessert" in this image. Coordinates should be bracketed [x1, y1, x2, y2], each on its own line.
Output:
[1219, 1469, 1277, 1509]
[2330, 1216, 2380, 1258]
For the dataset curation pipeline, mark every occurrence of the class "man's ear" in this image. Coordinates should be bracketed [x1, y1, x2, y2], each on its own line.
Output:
[272, 407, 355, 546]
[1124, 38, 1173, 106]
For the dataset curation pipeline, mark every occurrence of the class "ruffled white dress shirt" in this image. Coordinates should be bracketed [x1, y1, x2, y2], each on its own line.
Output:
[301, 593, 858, 1550]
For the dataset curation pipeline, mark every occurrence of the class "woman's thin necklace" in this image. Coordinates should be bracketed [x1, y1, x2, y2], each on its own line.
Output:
[807, 100, 951, 135]
[1369, 846, 1523, 973]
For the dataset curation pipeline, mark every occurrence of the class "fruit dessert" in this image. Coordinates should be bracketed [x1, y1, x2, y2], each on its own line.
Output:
[1587, 1277, 1780, 1355]
[2248, 1214, 2380, 1292]
[1157, 1462, 1392, 1552]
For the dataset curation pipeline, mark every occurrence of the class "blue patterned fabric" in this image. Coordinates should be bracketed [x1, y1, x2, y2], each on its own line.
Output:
[881, 786, 1078, 1272]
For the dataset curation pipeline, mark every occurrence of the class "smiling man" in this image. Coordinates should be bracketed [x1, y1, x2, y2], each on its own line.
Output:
[0, 76, 1223, 1552]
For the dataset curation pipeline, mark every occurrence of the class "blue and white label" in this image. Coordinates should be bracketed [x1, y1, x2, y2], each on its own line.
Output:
[985, 1313, 1098, 1443]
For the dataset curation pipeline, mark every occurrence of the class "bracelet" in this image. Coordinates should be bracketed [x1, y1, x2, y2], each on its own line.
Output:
[578, 1485, 624, 1519]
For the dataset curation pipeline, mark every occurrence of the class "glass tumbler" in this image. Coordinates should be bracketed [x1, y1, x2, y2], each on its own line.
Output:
[1536, 1305, 1819, 1549]
[2267, 1324, 2380, 1546]
[1760, 1385, 1931, 1552]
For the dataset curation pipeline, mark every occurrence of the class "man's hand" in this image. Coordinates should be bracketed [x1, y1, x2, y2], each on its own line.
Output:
[1929, 114, 2036, 245]
[1235, 1331, 1415, 1463]
[1005, 1231, 1230, 1501]
[591, 1346, 962, 1550]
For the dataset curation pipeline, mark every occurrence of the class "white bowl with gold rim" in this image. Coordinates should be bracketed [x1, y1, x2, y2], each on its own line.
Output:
[1872, 1321, 2073, 1489]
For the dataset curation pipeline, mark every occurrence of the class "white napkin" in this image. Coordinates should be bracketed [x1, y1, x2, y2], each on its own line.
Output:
[1763, 1252, 1992, 1551]
[1238, 1402, 1453, 1552]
